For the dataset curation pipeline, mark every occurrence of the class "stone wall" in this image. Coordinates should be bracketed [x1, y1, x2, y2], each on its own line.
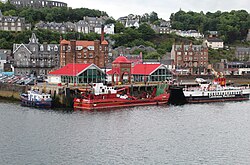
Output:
[0, 83, 27, 100]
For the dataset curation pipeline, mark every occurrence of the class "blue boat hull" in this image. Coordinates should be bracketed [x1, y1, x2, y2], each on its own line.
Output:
[21, 98, 52, 108]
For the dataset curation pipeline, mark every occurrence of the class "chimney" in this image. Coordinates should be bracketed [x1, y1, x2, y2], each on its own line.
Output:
[101, 24, 105, 42]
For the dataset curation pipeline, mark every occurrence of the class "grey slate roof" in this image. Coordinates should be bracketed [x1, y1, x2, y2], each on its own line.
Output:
[207, 38, 223, 42]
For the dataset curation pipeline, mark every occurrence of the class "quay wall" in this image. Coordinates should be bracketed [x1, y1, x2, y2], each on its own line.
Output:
[0, 83, 27, 100]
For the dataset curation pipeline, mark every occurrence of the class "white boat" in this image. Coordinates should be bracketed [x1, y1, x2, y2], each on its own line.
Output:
[183, 78, 250, 103]
[20, 90, 52, 108]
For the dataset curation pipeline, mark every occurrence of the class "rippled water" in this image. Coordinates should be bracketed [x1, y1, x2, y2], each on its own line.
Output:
[1, 100, 250, 165]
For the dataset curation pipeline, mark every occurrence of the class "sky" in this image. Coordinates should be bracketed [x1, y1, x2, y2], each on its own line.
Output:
[60, 0, 250, 20]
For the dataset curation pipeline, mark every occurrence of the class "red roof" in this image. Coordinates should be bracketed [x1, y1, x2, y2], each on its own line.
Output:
[101, 40, 108, 45]
[107, 68, 120, 75]
[49, 63, 91, 76]
[113, 56, 132, 64]
[132, 64, 161, 75]
[107, 64, 162, 75]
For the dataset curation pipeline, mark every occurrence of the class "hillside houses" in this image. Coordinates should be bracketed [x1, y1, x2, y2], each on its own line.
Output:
[0, 10, 31, 32]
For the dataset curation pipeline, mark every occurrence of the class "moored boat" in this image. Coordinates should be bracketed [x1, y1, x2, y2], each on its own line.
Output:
[20, 90, 52, 108]
[183, 78, 250, 103]
[74, 83, 170, 110]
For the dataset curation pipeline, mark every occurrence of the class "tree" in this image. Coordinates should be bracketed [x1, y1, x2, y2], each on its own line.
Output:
[137, 23, 155, 40]
[105, 18, 116, 25]
[115, 22, 125, 33]
[144, 51, 160, 59]
[149, 11, 159, 23]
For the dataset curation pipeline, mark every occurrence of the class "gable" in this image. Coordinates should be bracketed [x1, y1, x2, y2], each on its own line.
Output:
[13, 43, 32, 54]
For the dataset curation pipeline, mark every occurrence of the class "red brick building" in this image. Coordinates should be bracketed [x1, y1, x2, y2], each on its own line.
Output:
[60, 30, 108, 68]
[171, 43, 209, 74]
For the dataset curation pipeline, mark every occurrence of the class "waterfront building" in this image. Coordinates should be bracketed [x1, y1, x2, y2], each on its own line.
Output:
[0, 10, 31, 32]
[204, 37, 224, 49]
[13, 33, 60, 76]
[171, 43, 209, 75]
[132, 64, 172, 82]
[235, 47, 250, 61]
[0, 52, 7, 73]
[60, 28, 108, 69]
[48, 63, 106, 84]
[214, 61, 250, 75]
[9, 0, 67, 8]
[0, 49, 12, 72]
[107, 56, 172, 84]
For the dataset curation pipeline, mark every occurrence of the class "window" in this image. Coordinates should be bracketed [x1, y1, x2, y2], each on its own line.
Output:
[89, 53, 93, 58]
[40, 45, 44, 51]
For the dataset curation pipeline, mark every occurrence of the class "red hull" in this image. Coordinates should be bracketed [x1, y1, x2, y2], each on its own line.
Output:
[74, 93, 170, 110]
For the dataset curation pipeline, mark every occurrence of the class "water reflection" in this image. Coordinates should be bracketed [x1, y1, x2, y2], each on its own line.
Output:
[0, 101, 250, 164]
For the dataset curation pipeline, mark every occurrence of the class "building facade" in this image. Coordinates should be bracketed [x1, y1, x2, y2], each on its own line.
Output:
[204, 37, 224, 49]
[48, 63, 106, 84]
[175, 30, 204, 39]
[171, 43, 209, 74]
[13, 33, 60, 76]
[60, 29, 109, 69]
[0, 52, 7, 73]
[235, 47, 250, 61]
[0, 49, 13, 72]
[0, 10, 31, 32]
[9, 0, 67, 8]
[246, 29, 250, 42]
[35, 21, 71, 34]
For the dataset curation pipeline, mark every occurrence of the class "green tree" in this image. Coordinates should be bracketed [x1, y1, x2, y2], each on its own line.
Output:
[137, 23, 155, 40]
[115, 22, 125, 33]
[149, 11, 159, 23]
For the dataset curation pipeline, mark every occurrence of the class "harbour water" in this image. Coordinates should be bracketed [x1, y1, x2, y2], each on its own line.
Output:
[1, 100, 250, 164]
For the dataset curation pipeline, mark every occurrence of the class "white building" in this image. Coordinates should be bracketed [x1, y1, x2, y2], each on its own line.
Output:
[95, 24, 115, 34]
[204, 38, 224, 49]
[0, 53, 7, 73]
[175, 30, 204, 39]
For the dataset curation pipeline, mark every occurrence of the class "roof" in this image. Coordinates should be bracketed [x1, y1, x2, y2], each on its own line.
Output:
[113, 56, 132, 64]
[132, 64, 162, 75]
[107, 64, 163, 75]
[49, 63, 91, 76]
[101, 40, 108, 45]
[60, 40, 95, 47]
[207, 38, 223, 42]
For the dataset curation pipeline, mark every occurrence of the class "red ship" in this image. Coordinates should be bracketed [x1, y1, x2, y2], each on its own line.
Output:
[74, 83, 170, 110]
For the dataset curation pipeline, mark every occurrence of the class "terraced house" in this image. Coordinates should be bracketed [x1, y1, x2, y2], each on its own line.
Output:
[171, 43, 209, 75]
[0, 10, 31, 32]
